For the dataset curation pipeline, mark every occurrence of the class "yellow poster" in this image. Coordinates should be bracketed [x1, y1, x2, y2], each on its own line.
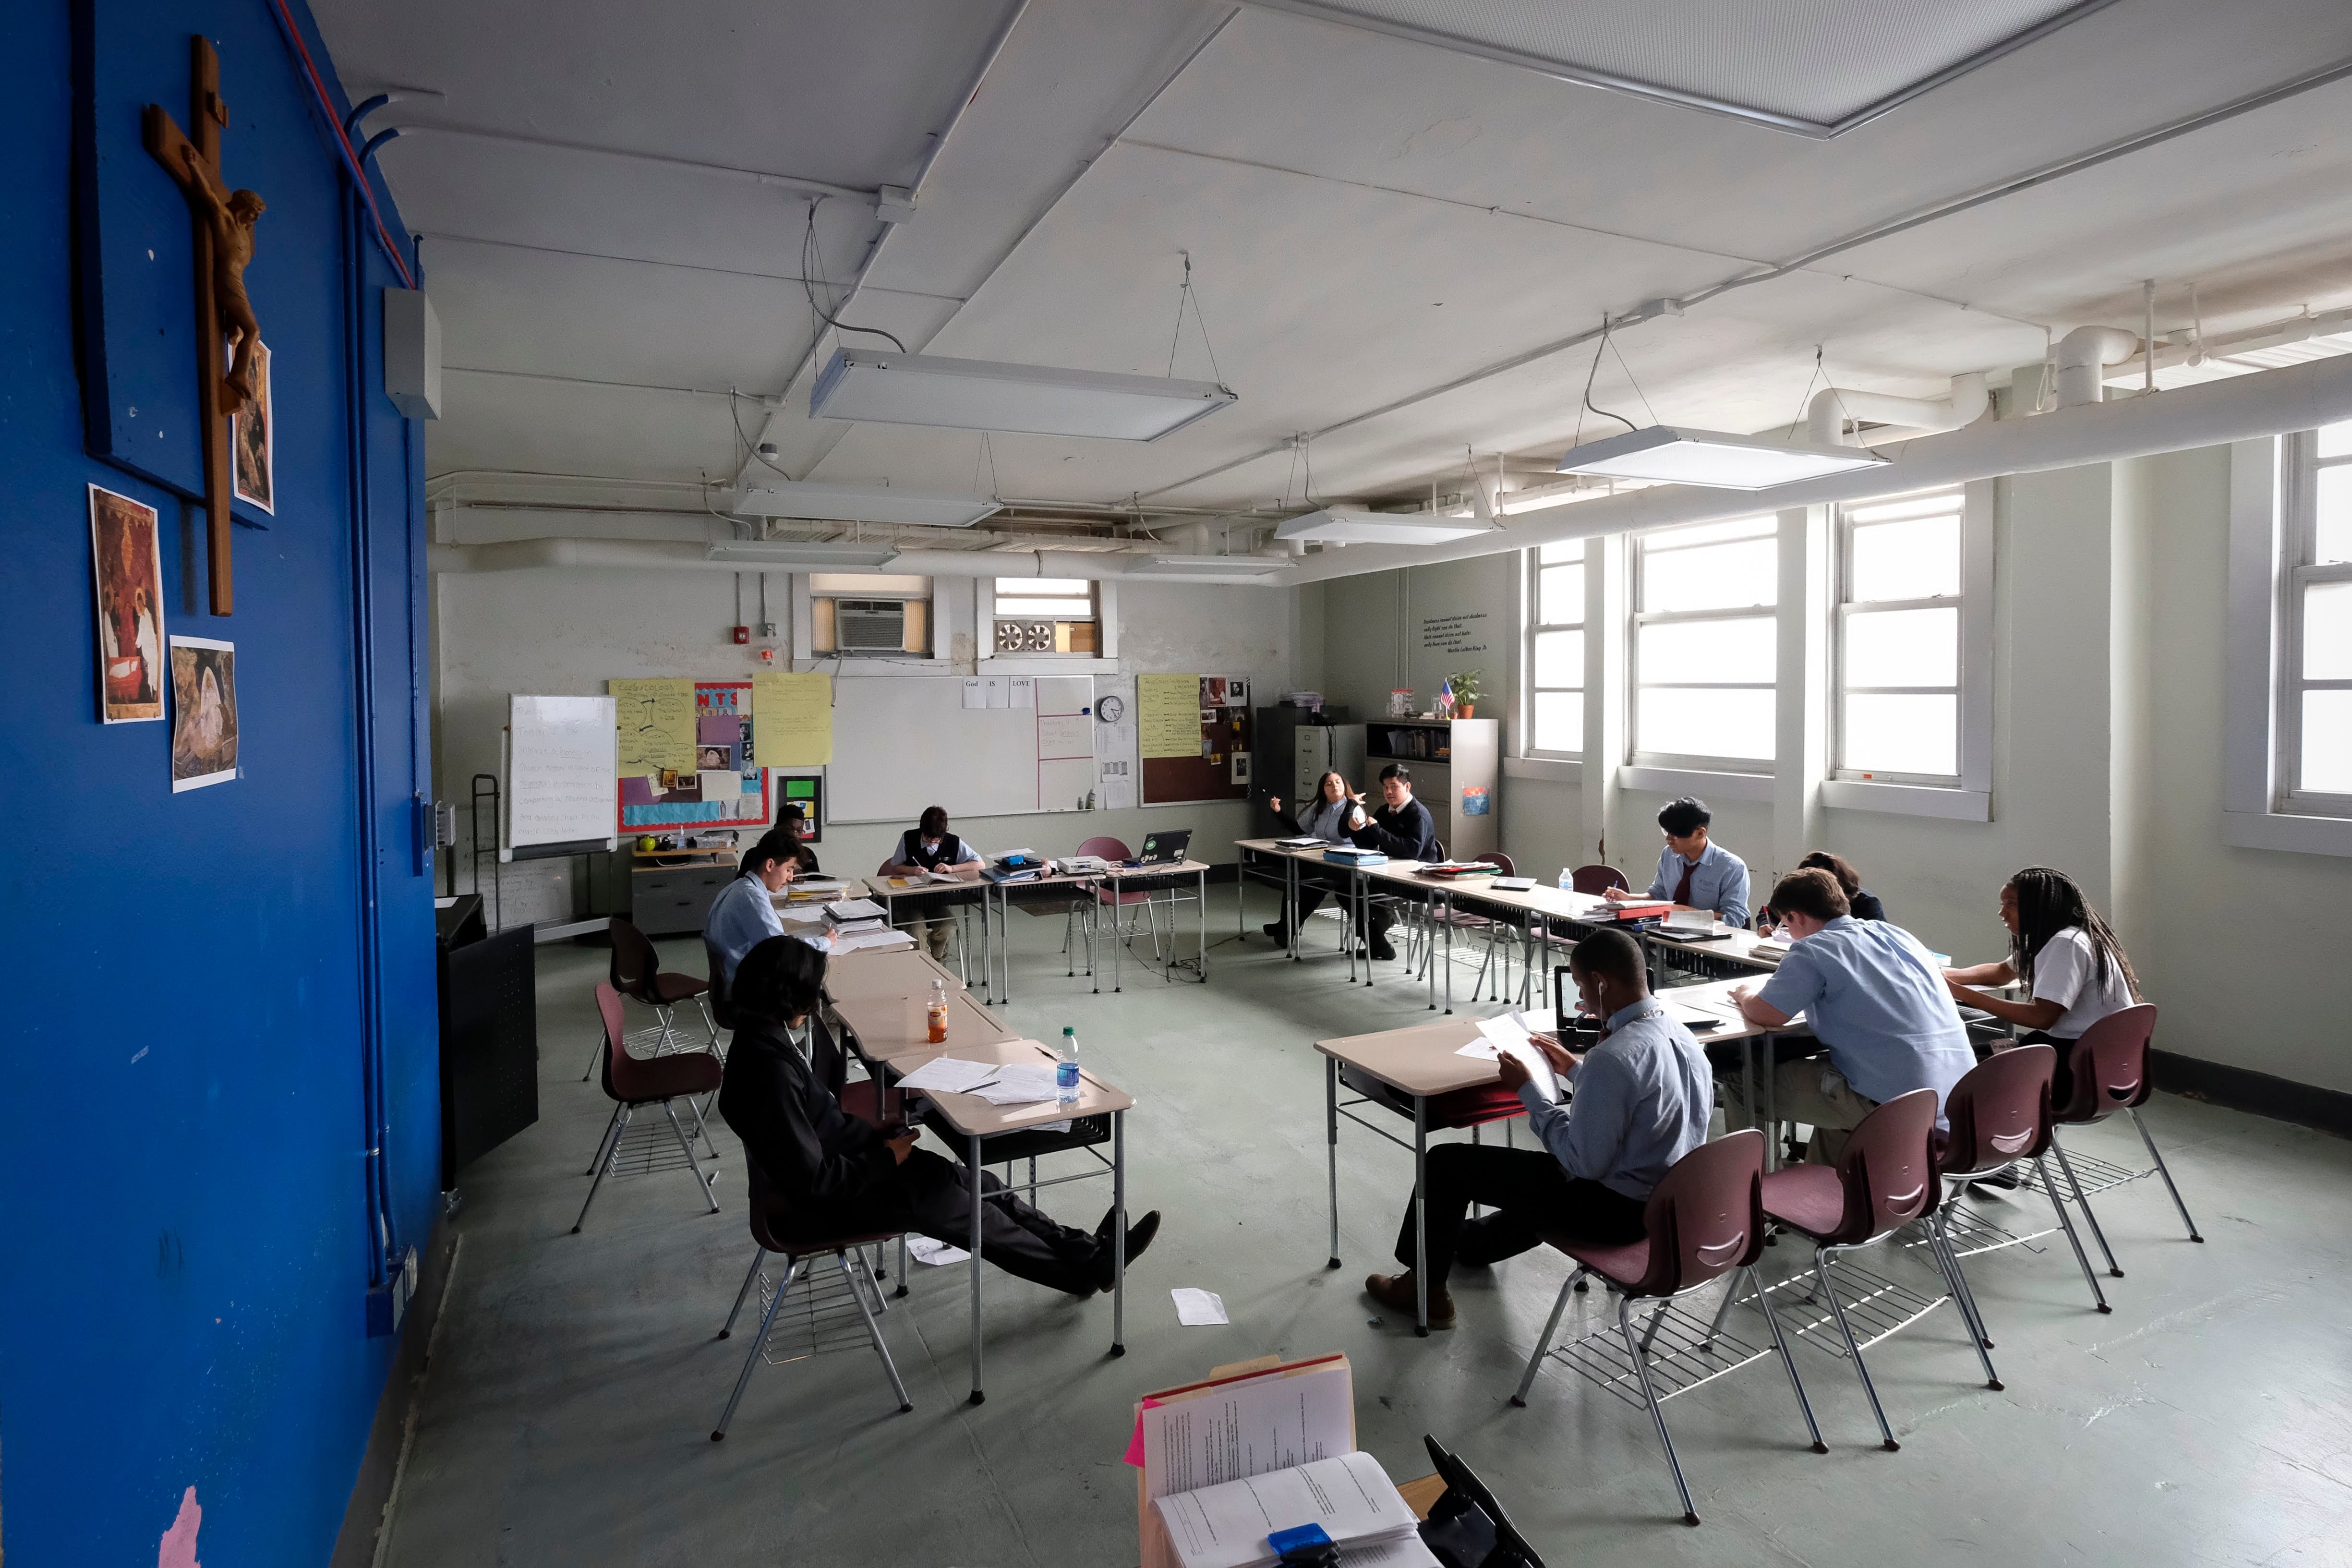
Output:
[753, 670, 833, 765]
[608, 677, 694, 776]
[1138, 673, 1203, 759]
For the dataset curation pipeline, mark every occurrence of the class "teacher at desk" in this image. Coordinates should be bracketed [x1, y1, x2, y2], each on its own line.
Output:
[1609, 795, 1750, 928]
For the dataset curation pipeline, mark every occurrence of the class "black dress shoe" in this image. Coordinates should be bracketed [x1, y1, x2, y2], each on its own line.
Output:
[1370, 938, 1397, 961]
[1094, 1210, 1160, 1292]
[1261, 919, 1291, 945]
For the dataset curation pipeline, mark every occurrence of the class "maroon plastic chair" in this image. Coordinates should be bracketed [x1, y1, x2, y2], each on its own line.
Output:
[575, 983, 723, 1232]
[1509, 1130, 1824, 1526]
[581, 916, 720, 1080]
[711, 1154, 910, 1439]
[1760, 1089, 1997, 1451]
[1081, 833, 1171, 961]
[1934, 1044, 2111, 1318]
[2046, 1004, 2202, 1276]
[1571, 864, 1629, 895]
[1428, 853, 1521, 1002]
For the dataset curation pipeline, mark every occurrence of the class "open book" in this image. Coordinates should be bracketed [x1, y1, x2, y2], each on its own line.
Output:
[1152, 1452, 1428, 1568]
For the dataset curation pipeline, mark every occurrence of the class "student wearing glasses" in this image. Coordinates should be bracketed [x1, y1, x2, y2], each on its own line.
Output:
[1610, 796, 1751, 928]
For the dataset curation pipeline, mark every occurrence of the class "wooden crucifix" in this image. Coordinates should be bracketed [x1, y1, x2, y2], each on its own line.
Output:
[144, 35, 266, 617]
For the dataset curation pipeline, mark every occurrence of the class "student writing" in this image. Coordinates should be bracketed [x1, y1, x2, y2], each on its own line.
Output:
[874, 805, 982, 960]
[1944, 866, 2140, 1112]
[1611, 796, 1750, 928]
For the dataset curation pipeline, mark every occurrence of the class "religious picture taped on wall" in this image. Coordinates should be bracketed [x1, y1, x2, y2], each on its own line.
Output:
[87, 484, 166, 723]
[232, 338, 274, 515]
[169, 637, 238, 791]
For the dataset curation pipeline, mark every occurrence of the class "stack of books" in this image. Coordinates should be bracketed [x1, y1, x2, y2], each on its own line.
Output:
[1322, 845, 1387, 867]
[823, 897, 891, 940]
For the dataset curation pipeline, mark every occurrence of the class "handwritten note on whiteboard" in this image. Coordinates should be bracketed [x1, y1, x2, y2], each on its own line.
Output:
[1139, 674, 1203, 759]
[752, 670, 833, 765]
[609, 678, 694, 775]
[507, 695, 617, 850]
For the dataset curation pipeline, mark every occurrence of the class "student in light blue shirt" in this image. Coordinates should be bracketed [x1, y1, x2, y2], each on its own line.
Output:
[1731, 868, 1974, 1163]
[1609, 795, 1750, 927]
[1363, 929, 1713, 1329]
[705, 828, 826, 994]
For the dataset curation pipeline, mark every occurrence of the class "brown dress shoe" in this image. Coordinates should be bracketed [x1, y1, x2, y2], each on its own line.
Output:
[1364, 1271, 1455, 1329]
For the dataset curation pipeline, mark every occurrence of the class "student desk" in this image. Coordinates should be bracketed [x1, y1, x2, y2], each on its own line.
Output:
[824, 951, 1135, 1405]
[1315, 979, 1815, 1335]
[1070, 859, 1213, 996]
[1232, 838, 1384, 980]
[867, 873, 989, 987]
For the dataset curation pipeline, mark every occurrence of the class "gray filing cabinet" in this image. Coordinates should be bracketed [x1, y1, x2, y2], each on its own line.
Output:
[630, 859, 737, 936]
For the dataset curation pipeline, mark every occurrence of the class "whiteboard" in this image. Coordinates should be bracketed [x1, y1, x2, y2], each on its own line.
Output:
[828, 677, 1041, 823]
[505, 694, 618, 857]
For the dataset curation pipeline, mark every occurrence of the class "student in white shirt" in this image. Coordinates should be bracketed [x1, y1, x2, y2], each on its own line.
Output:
[1944, 866, 2140, 1112]
[875, 806, 983, 960]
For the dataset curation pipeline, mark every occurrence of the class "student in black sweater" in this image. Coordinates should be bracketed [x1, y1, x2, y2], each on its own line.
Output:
[1760, 851, 1886, 930]
[717, 936, 1158, 1296]
[1345, 763, 1440, 961]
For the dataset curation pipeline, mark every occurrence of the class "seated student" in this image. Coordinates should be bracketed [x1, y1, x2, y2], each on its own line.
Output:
[719, 935, 1158, 1296]
[1363, 928, 1712, 1329]
[1609, 796, 1750, 928]
[705, 828, 819, 992]
[1257, 769, 1359, 946]
[1944, 866, 2140, 1112]
[1729, 868, 1975, 1163]
[874, 805, 982, 960]
[1342, 764, 1439, 962]
[1759, 851, 1885, 931]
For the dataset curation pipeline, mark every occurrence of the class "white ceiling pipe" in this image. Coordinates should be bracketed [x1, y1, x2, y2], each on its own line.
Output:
[427, 537, 1294, 585]
[2057, 326, 2144, 408]
[1275, 349, 2352, 586]
[1809, 373, 1990, 446]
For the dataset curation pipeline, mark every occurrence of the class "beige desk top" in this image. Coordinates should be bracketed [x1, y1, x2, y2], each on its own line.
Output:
[880, 1035, 1135, 1134]
[822, 946, 966, 1004]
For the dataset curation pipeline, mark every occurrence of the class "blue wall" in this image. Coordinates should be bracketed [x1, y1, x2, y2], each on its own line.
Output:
[0, 2, 440, 1563]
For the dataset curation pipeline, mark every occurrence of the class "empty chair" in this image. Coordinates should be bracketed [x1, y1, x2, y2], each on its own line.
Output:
[576, 982, 723, 1232]
[582, 916, 720, 1080]
[1425, 853, 1520, 1002]
[2045, 1003, 2203, 1276]
[1509, 1129, 1825, 1526]
[1079, 834, 1171, 963]
[1757, 1089, 1999, 1452]
[1932, 1043, 2112, 1319]
[711, 1155, 910, 1439]
[1571, 864, 1629, 895]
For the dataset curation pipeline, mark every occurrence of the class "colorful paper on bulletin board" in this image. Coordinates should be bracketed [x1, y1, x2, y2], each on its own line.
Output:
[752, 671, 833, 765]
[1460, 785, 1491, 817]
[618, 679, 771, 830]
[1138, 674, 1203, 759]
[610, 678, 695, 775]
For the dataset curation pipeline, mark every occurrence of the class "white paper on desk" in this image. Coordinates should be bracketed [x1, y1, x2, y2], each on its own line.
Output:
[1142, 1359, 1354, 1501]
[1152, 1452, 1419, 1568]
[1171, 1288, 1228, 1326]
[1337, 1538, 1442, 1568]
[892, 1057, 1004, 1094]
[970, 1061, 1063, 1105]
[906, 1236, 971, 1266]
[1468, 1013, 1560, 1103]
[830, 929, 916, 954]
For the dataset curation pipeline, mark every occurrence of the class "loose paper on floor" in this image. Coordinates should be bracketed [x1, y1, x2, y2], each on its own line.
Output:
[906, 1236, 970, 1266]
[1171, 1288, 1228, 1326]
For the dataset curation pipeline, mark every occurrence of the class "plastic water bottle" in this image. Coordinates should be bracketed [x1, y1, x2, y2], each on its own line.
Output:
[1057, 1026, 1081, 1104]
[926, 978, 949, 1044]
[1557, 867, 1573, 892]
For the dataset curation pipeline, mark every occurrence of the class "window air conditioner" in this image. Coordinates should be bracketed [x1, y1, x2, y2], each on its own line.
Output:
[835, 599, 906, 654]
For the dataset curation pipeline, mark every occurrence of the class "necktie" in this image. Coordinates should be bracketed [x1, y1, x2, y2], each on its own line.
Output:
[1672, 858, 1697, 907]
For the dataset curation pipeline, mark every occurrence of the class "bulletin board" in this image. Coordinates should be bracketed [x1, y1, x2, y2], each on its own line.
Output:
[1139, 674, 1253, 806]
[612, 678, 772, 833]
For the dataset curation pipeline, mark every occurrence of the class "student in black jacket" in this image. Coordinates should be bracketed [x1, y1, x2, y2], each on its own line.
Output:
[1345, 763, 1440, 962]
[717, 936, 1159, 1296]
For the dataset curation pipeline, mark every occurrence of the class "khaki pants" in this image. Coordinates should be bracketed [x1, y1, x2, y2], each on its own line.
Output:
[1724, 1057, 1880, 1165]
[905, 916, 954, 962]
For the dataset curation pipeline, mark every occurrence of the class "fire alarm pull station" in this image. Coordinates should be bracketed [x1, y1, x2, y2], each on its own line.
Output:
[732, 625, 750, 645]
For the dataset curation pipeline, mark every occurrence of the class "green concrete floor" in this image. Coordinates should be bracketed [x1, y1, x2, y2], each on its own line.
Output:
[379, 891, 2352, 1567]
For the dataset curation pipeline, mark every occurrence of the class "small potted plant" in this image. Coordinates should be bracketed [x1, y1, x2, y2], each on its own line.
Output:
[1448, 668, 1482, 718]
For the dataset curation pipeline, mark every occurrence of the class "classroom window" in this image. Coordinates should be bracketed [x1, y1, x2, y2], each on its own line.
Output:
[1522, 539, 1584, 757]
[991, 577, 1099, 654]
[810, 573, 931, 657]
[2281, 422, 2352, 811]
[1629, 515, 1777, 771]
[1834, 488, 1965, 784]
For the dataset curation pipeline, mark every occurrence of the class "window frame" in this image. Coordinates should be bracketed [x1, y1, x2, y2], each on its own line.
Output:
[977, 577, 1118, 663]
[2277, 429, 2352, 816]
[1627, 517, 1779, 775]
[1830, 487, 1967, 789]
[1520, 541, 1586, 760]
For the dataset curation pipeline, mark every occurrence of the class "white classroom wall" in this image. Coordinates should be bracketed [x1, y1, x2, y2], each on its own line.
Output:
[1318, 446, 2352, 1095]
[431, 540, 1298, 929]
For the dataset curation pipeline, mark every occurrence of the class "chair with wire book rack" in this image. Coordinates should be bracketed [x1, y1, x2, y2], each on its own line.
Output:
[1507, 1129, 1825, 1527]
[582, 916, 721, 1080]
[575, 982, 722, 1233]
[2034, 1004, 2203, 1281]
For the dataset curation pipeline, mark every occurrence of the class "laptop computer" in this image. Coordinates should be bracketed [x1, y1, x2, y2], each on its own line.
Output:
[1136, 829, 1192, 865]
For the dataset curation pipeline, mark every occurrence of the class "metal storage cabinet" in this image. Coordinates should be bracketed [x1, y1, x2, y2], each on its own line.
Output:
[630, 861, 736, 936]
[1362, 718, 1500, 861]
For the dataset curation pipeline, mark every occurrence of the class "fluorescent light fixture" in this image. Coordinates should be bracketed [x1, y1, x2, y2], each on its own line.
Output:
[705, 541, 901, 569]
[1556, 426, 1890, 490]
[812, 349, 1237, 441]
[734, 480, 1001, 529]
[1132, 555, 1294, 577]
[1275, 507, 1497, 546]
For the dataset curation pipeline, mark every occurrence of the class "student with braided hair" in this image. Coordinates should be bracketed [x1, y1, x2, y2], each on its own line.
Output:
[1945, 866, 2141, 1110]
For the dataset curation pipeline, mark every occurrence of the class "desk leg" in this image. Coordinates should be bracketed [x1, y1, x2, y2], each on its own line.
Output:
[1291, 858, 1303, 962]
[1198, 867, 1208, 983]
[1345, 870, 1357, 983]
[1237, 857, 1246, 941]
[1360, 872, 1375, 988]
[1112, 875, 1123, 993]
[1764, 1035, 1780, 1173]
[967, 1132, 985, 1405]
[997, 887, 1012, 1006]
[1325, 1053, 1341, 1268]
[1089, 885, 1101, 994]
[1112, 1110, 1127, 1356]
[1413, 1097, 1430, 1338]
[1442, 893, 1453, 1015]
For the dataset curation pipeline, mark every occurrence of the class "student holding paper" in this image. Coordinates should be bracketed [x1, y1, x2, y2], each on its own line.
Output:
[1256, 770, 1358, 946]
[1609, 796, 1750, 928]
[1364, 929, 1712, 1329]
[875, 805, 983, 960]
[718, 936, 1158, 1296]
[704, 828, 821, 990]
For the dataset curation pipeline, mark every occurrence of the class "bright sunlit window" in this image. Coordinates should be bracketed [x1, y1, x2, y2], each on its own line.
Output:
[1629, 515, 1777, 769]
[1524, 540, 1584, 757]
[2285, 421, 2352, 808]
[991, 577, 1099, 655]
[1835, 488, 1965, 783]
